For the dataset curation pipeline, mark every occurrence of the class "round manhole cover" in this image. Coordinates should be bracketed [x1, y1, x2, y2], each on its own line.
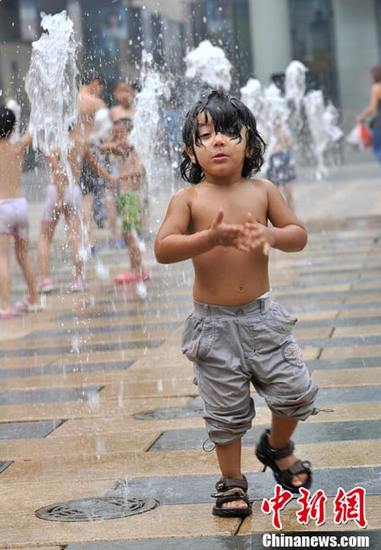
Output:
[35, 496, 159, 522]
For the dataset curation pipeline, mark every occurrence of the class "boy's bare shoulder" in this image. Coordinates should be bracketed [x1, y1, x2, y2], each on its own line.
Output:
[172, 186, 198, 203]
[249, 177, 276, 192]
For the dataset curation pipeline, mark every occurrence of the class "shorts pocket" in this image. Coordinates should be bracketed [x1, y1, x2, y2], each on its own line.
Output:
[181, 315, 214, 362]
[263, 301, 297, 335]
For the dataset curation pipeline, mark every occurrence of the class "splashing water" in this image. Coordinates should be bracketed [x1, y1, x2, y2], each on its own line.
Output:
[240, 59, 342, 179]
[130, 51, 170, 235]
[25, 11, 78, 158]
[185, 40, 232, 92]
[285, 60, 307, 113]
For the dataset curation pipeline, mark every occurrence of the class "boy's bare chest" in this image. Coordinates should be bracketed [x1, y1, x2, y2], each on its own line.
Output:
[191, 185, 267, 227]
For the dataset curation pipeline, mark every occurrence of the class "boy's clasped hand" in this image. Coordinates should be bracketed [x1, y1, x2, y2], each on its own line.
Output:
[208, 209, 274, 255]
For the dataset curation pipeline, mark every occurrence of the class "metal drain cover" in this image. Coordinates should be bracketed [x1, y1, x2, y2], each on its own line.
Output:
[35, 496, 159, 522]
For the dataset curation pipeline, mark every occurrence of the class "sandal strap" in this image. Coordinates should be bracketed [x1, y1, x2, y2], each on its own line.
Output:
[215, 492, 251, 508]
[276, 460, 312, 487]
[287, 460, 312, 476]
[263, 429, 295, 459]
[215, 475, 248, 493]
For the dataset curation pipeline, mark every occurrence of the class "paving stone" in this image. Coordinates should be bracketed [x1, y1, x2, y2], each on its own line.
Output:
[22, 321, 182, 340]
[0, 462, 12, 474]
[0, 420, 63, 439]
[103, 466, 381, 505]
[309, 357, 381, 370]
[56, 302, 191, 322]
[149, 420, 381, 452]
[135, 387, 381, 420]
[0, 361, 134, 380]
[0, 385, 102, 406]
[0, 339, 163, 358]
[66, 531, 381, 550]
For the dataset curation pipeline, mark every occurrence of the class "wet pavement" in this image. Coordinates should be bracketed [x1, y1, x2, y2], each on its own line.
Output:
[1, 167, 381, 548]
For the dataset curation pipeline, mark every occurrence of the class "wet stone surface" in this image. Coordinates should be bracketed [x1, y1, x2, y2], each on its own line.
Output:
[0, 339, 163, 358]
[66, 531, 381, 550]
[104, 467, 381, 505]
[0, 361, 134, 380]
[0, 420, 63, 439]
[308, 357, 381, 370]
[22, 321, 182, 340]
[150, 420, 381, 452]
[134, 386, 381, 421]
[0, 462, 12, 475]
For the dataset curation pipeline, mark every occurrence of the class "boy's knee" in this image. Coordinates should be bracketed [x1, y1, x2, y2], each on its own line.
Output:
[267, 379, 318, 421]
[204, 398, 256, 445]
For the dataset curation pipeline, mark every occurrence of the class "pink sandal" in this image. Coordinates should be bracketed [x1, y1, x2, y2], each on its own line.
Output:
[0, 309, 21, 319]
[114, 271, 150, 284]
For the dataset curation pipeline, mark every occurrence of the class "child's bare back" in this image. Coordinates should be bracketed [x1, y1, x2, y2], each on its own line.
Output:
[0, 133, 31, 200]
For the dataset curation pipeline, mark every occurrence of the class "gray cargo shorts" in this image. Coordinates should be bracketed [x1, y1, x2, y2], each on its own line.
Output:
[181, 296, 318, 446]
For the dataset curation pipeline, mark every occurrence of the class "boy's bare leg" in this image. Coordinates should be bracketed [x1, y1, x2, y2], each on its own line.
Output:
[82, 193, 95, 249]
[38, 220, 57, 279]
[105, 193, 118, 242]
[14, 237, 38, 304]
[268, 414, 307, 486]
[122, 230, 142, 273]
[215, 439, 248, 509]
[0, 235, 12, 310]
[66, 213, 83, 279]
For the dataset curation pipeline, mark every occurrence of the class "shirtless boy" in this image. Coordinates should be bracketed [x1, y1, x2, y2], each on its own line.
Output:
[0, 106, 41, 317]
[100, 119, 148, 299]
[155, 91, 318, 517]
[38, 124, 116, 292]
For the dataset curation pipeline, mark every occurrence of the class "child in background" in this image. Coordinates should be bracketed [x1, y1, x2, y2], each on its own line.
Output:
[38, 124, 116, 293]
[0, 107, 42, 317]
[155, 90, 317, 518]
[266, 121, 296, 210]
[100, 119, 148, 299]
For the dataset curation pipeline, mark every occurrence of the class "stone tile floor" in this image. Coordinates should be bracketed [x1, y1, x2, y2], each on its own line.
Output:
[0, 180, 381, 548]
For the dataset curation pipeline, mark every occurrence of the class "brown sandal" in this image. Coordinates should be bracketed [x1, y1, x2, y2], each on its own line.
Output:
[211, 476, 252, 518]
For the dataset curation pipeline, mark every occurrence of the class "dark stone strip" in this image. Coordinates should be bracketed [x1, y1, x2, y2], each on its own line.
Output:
[299, 316, 381, 329]
[0, 420, 63, 439]
[67, 531, 381, 550]
[102, 466, 381, 505]
[288, 300, 381, 313]
[0, 462, 12, 475]
[56, 302, 191, 322]
[0, 360, 134, 380]
[301, 265, 381, 276]
[298, 334, 381, 347]
[21, 321, 182, 340]
[134, 387, 381, 421]
[149, 420, 381, 452]
[0, 385, 102, 406]
[0, 339, 163, 358]
[309, 357, 381, 370]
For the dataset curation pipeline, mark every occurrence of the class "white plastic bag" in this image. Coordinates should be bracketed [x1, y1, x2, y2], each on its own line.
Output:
[346, 124, 363, 149]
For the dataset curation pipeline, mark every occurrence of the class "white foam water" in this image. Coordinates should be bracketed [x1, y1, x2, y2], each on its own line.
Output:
[25, 10, 78, 157]
[285, 60, 307, 112]
[240, 59, 342, 179]
[303, 90, 343, 179]
[185, 40, 232, 91]
[130, 51, 170, 235]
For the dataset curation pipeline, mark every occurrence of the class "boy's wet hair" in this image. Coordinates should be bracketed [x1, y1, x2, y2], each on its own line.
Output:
[0, 107, 16, 139]
[180, 90, 266, 183]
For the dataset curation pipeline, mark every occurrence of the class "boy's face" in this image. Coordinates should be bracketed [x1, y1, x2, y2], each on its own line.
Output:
[189, 112, 248, 180]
